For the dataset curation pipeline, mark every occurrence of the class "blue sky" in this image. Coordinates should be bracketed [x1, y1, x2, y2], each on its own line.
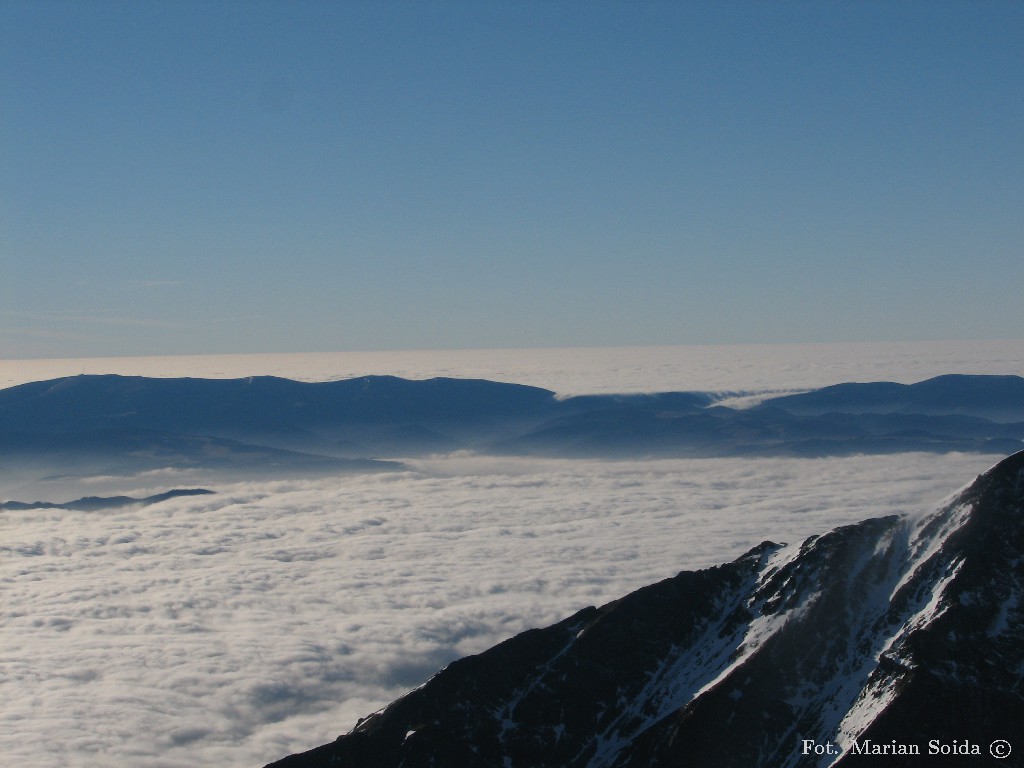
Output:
[2, 1, 1022, 359]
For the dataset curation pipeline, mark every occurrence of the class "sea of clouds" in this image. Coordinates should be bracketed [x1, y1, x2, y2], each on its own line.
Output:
[3, 341, 1023, 766]
[0, 451, 1006, 767]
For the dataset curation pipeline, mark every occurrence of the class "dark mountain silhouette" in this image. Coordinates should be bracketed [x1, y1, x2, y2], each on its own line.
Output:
[265, 450, 1024, 768]
[1, 487, 214, 512]
[0, 374, 559, 436]
[761, 374, 1024, 422]
[492, 374, 1024, 457]
[0, 374, 563, 471]
[0, 427, 402, 479]
[497, 403, 1024, 458]
[1, 374, 1021, 479]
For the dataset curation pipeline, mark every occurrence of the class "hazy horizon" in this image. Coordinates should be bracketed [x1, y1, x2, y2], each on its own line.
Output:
[4, 338, 1024, 396]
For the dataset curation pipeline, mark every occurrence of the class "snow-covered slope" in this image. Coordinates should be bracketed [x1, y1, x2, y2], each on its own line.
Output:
[266, 451, 1024, 767]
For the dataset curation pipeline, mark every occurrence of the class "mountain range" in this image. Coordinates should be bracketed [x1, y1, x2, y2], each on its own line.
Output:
[265, 449, 1024, 767]
[1, 374, 1022, 483]
[0, 487, 213, 512]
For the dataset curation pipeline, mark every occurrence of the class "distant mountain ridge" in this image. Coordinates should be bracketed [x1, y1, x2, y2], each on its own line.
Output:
[0, 487, 214, 512]
[0, 374, 559, 434]
[1, 374, 1022, 481]
[763, 374, 1024, 422]
[264, 450, 1024, 768]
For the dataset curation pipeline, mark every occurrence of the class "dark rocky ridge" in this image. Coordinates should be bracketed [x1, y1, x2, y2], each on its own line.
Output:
[266, 451, 1024, 768]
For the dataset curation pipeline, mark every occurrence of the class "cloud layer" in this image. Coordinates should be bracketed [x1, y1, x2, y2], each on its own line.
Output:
[0, 451, 1004, 767]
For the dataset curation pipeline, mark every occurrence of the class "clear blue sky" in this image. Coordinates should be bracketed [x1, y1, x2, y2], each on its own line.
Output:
[3, 1, 1022, 359]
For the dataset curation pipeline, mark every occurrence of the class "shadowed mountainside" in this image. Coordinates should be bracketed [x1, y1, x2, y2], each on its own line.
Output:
[761, 374, 1024, 422]
[1, 374, 1021, 481]
[0, 375, 559, 475]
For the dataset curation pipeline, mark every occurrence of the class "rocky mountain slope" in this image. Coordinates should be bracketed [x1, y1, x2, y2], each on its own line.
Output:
[266, 450, 1024, 767]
